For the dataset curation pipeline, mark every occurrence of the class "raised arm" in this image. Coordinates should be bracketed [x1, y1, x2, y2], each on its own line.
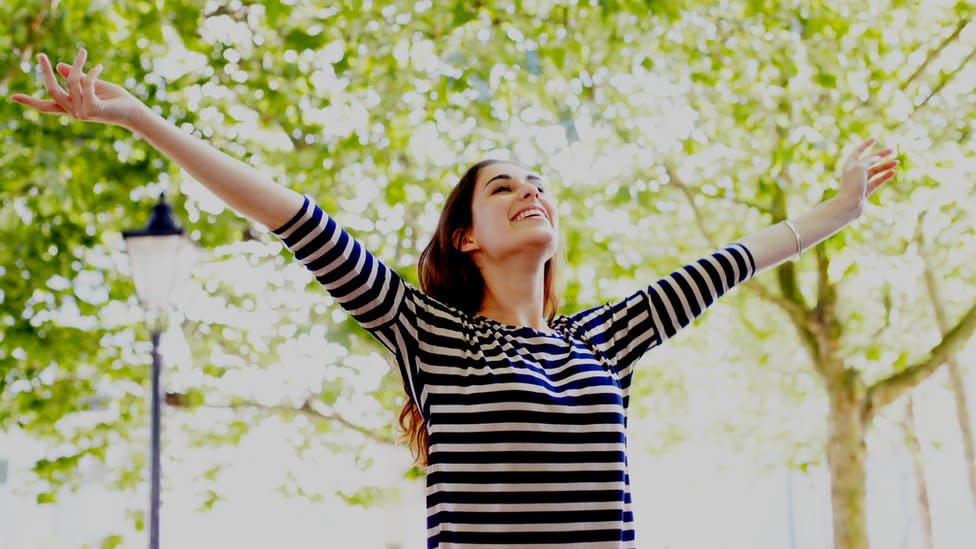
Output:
[564, 138, 898, 384]
[11, 49, 449, 415]
[734, 137, 898, 275]
[10, 48, 303, 230]
[123, 95, 304, 230]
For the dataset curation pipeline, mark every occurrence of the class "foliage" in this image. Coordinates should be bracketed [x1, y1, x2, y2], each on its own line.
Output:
[1, 0, 974, 542]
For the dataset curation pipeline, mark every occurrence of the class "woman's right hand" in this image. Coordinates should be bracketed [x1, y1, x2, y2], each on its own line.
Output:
[10, 48, 143, 128]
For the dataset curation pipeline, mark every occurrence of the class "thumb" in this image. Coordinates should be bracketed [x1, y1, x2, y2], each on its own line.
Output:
[55, 63, 74, 77]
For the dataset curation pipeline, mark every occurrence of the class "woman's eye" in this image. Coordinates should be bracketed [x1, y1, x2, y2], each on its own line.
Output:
[491, 183, 544, 194]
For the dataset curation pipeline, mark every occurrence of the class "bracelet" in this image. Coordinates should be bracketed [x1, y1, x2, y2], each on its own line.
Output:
[783, 219, 802, 261]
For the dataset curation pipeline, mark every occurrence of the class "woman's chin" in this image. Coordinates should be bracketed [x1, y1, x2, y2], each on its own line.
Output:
[515, 231, 557, 252]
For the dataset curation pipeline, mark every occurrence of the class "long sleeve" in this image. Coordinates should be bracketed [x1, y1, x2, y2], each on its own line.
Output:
[271, 194, 408, 337]
[566, 242, 756, 384]
[270, 194, 445, 413]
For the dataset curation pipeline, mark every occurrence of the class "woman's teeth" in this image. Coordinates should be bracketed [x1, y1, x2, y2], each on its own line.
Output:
[514, 210, 544, 222]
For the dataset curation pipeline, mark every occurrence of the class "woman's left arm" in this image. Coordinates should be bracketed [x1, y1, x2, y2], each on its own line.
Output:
[735, 137, 899, 275]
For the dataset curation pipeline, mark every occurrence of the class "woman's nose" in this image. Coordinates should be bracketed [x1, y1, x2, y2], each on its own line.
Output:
[519, 182, 540, 198]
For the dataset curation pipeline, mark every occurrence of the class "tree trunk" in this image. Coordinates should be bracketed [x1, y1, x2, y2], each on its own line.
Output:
[827, 381, 869, 549]
[920, 226, 976, 510]
[945, 358, 976, 511]
[902, 397, 935, 549]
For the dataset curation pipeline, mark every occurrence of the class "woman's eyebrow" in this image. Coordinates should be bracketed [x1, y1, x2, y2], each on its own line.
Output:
[484, 174, 511, 188]
[483, 173, 543, 188]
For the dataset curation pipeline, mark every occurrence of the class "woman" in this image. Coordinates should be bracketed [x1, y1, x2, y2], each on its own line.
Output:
[11, 49, 897, 548]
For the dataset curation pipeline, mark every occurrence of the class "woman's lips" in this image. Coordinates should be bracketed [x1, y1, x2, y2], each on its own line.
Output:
[511, 207, 547, 222]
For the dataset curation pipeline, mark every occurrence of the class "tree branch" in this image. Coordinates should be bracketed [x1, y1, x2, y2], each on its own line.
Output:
[677, 184, 777, 217]
[850, 15, 975, 131]
[905, 44, 976, 122]
[0, 0, 50, 90]
[769, 178, 809, 308]
[664, 162, 716, 247]
[808, 240, 842, 379]
[663, 161, 821, 365]
[863, 302, 976, 422]
[164, 391, 396, 446]
[814, 232, 834, 315]
[898, 16, 974, 92]
[913, 210, 976, 505]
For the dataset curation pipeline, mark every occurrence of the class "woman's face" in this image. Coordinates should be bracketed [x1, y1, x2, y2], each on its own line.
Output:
[459, 161, 559, 262]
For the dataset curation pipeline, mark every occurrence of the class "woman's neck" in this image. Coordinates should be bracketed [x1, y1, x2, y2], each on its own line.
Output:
[476, 254, 547, 331]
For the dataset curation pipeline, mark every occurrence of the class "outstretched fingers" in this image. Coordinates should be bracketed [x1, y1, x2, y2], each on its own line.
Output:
[867, 176, 891, 196]
[82, 64, 103, 115]
[845, 138, 876, 167]
[868, 159, 898, 177]
[37, 54, 72, 113]
[65, 49, 88, 117]
[863, 153, 899, 196]
[9, 49, 101, 118]
[57, 63, 96, 88]
[838, 137, 900, 200]
[10, 93, 68, 115]
[56, 62, 73, 76]
[845, 138, 897, 169]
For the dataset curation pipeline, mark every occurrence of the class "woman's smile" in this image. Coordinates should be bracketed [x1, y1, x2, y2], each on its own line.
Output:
[511, 207, 549, 223]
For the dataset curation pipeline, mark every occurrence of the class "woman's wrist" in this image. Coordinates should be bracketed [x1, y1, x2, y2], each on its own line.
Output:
[120, 101, 154, 134]
[783, 219, 802, 260]
[780, 198, 860, 260]
[828, 193, 866, 222]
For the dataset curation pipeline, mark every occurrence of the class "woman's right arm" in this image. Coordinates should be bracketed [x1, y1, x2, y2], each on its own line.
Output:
[121, 102, 304, 231]
[10, 48, 303, 230]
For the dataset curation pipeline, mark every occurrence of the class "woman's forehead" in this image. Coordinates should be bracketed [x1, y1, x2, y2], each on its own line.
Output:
[476, 162, 536, 184]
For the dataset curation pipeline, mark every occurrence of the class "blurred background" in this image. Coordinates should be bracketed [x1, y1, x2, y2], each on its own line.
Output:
[1, 0, 975, 547]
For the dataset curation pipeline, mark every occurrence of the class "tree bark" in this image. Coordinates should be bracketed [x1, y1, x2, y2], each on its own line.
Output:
[919, 238, 976, 510]
[864, 299, 976, 421]
[902, 397, 935, 549]
[827, 375, 869, 549]
[945, 358, 976, 510]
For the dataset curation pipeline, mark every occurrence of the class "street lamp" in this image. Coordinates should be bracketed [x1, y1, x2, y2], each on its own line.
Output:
[122, 192, 197, 549]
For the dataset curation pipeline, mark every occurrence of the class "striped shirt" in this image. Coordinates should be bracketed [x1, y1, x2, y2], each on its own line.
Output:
[271, 194, 756, 548]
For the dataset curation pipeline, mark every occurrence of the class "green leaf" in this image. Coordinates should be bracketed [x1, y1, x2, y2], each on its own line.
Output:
[815, 72, 837, 87]
[99, 535, 124, 549]
[284, 29, 327, 52]
[37, 491, 57, 504]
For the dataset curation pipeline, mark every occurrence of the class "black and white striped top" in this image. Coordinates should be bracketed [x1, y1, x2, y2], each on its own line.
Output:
[271, 194, 756, 548]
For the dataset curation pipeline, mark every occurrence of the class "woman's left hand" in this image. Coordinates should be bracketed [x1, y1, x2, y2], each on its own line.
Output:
[837, 137, 899, 215]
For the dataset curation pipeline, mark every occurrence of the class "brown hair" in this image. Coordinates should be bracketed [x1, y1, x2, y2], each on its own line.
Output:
[397, 159, 562, 468]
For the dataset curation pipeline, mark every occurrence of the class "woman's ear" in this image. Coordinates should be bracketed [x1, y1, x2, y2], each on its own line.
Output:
[453, 228, 477, 252]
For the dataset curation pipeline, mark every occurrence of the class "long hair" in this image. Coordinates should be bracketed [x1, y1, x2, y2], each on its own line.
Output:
[397, 159, 562, 468]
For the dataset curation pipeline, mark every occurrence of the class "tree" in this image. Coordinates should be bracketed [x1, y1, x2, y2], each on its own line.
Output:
[600, 4, 976, 548]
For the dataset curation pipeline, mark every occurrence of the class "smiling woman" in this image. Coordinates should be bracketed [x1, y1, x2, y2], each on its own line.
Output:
[10, 46, 899, 549]
[272, 174, 755, 547]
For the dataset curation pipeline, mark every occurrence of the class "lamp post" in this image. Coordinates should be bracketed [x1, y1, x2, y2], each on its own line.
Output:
[122, 192, 197, 549]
